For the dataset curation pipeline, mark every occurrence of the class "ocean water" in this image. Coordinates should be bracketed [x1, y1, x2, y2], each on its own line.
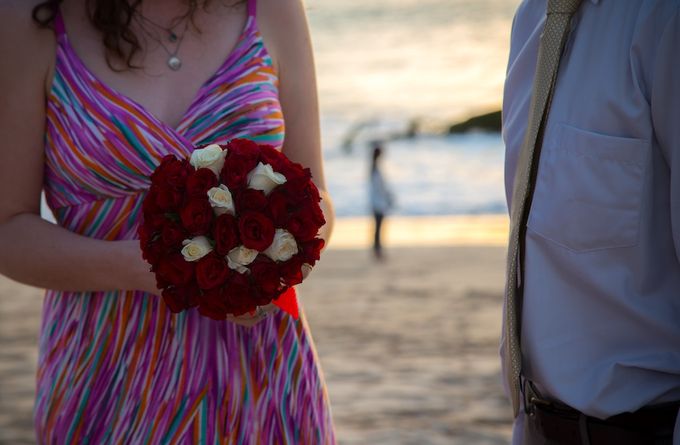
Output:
[307, 0, 519, 216]
[322, 130, 507, 217]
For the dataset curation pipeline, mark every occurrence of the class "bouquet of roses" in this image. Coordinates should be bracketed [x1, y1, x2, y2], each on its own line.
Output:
[138, 139, 326, 320]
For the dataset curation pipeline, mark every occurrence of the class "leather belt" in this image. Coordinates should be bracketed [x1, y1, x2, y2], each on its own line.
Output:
[522, 380, 679, 445]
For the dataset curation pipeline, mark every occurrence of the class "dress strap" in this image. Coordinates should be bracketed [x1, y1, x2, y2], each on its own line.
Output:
[247, 0, 257, 20]
[53, 8, 66, 38]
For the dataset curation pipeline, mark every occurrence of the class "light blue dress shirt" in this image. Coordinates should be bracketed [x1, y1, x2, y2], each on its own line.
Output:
[502, 0, 680, 442]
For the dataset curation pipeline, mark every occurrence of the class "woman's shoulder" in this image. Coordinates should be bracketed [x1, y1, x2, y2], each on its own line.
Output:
[0, 0, 56, 91]
[257, 0, 308, 35]
[256, 0, 311, 67]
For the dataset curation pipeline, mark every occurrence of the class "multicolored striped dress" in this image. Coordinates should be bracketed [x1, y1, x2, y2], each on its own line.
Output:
[35, 2, 335, 443]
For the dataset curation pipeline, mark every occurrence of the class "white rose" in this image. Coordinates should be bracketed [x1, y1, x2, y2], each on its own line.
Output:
[226, 246, 259, 274]
[207, 184, 235, 215]
[181, 236, 213, 262]
[264, 229, 299, 262]
[247, 162, 287, 195]
[190, 144, 227, 176]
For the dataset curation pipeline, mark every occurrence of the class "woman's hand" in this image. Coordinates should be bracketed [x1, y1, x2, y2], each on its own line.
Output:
[226, 303, 280, 328]
[122, 240, 163, 296]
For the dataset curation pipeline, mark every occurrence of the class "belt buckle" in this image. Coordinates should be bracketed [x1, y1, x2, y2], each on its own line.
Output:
[522, 378, 552, 416]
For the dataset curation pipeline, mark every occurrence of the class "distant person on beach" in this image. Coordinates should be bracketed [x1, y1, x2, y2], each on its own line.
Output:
[369, 141, 394, 260]
[502, 1, 680, 444]
[0, 0, 335, 443]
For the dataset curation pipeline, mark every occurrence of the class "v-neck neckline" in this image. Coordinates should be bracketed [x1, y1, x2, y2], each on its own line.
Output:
[54, 12, 255, 137]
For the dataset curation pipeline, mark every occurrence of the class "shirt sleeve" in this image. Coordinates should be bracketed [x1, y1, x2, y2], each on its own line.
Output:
[650, 7, 680, 263]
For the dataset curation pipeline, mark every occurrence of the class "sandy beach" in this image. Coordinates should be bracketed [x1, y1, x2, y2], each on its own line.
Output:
[0, 215, 513, 444]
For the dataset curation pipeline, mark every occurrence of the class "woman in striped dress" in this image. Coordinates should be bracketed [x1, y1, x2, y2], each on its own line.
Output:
[0, 0, 336, 443]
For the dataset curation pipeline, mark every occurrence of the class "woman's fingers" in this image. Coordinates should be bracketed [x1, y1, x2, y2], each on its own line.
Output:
[226, 304, 279, 327]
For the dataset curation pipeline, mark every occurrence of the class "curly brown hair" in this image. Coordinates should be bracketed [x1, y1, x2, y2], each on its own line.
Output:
[32, 0, 236, 70]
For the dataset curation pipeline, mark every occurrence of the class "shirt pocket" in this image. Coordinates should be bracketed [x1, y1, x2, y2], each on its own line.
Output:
[526, 123, 649, 253]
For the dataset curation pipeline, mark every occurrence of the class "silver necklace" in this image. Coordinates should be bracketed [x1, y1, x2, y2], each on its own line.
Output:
[136, 14, 190, 71]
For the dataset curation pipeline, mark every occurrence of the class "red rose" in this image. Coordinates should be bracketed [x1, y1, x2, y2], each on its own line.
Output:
[161, 287, 189, 313]
[161, 284, 200, 313]
[282, 163, 312, 185]
[186, 168, 218, 198]
[300, 238, 325, 266]
[183, 283, 202, 307]
[306, 179, 322, 203]
[213, 214, 240, 255]
[236, 189, 268, 213]
[221, 139, 261, 190]
[281, 176, 317, 206]
[142, 188, 162, 216]
[224, 273, 257, 316]
[161, 220, 187, 248]
[151, 184, 183, 212]
[250, 258, 282, 297]
[267, 189, 289, 226]
[156, 253, 195, 287]
[279, 255, 305, 286]
[276, 154, 309, 182]
[141, 237, 167, 266]
[180, 198, 214, 235]
[259, 144, 286, 172]
[198, 288, 229, 320]
[252, 291, 274, 307]
[196, 254, 231, 290]
[151, 155, 191, 188]
[150, 156, 191, 210]
[238, 211, 275, 251]
[227, 138, 260, 158]
[312, 198, 326, 223]
[278, 179, 304, 204]
[138, 221, 154, 246]
[285, 207, 324, 242]
[145, 212, 168, 232]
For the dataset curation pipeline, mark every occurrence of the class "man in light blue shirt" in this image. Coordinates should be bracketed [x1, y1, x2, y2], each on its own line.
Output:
[502, 1, 680, 443]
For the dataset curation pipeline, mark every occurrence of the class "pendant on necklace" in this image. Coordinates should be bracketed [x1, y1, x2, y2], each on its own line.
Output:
[168, 56, 182, 71]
